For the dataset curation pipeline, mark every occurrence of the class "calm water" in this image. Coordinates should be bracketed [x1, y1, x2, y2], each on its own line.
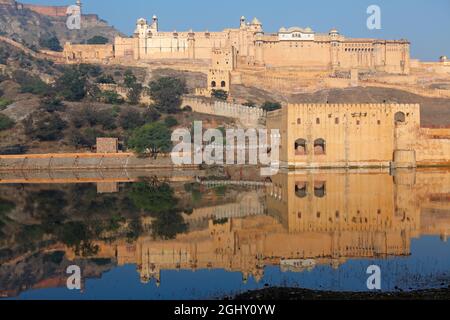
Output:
[0, 168, 449, 300]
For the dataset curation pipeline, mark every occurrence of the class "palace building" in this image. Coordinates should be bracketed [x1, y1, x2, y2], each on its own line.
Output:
[64, 15, 411, 75]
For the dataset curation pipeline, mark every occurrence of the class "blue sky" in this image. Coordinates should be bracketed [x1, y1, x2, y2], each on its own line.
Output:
[23, 0, 450, 61]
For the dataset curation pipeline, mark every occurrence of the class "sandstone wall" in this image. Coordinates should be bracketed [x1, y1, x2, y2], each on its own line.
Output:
[182, 96, 266, 128]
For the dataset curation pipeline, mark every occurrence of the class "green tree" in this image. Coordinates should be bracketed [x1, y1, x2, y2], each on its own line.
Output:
[56, 67, 87, 101]
[261, 101, 282, 112]
[123, 70, 143, 105]
[148, 77, 186, 114]
[87, 35, 109, 45]
[127, 122, 172, 154]
[211, 89, 228, 101]
[129, 181, 178, 213]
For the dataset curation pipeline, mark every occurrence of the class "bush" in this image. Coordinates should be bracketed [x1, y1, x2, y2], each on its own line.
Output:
[98, 90, 124, 104]
[0, 98, 13, 111]
[0, 114, 15, 131]
[86, 36, 109, 45]
[127, 122, 172, 154]
[71, 106, 117, 130]
[13, 70, 51, 96]
[148, 77, 186, 114]
[119, 109, 144, 130]
[97, 74, 115, 84]
[211, 89, 228, 101]
[164, 116, 178, 128]
[261, 101, 282, 112]
[39, 97, 65, 113]
[24, 113, 67, 141]
[68, 128, 105, 148]
[39, 36, 62, 51]
[243, 101, 257, 108]
[142, 107, 161, 122]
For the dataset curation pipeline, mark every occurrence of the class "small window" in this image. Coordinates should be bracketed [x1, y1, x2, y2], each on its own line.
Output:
[295, 182, 308, 198]
[314, 181, 326, 198]
[316, 118, 320, 124]
[211, 81, 216, 88]
[335, 117, 339, 124]
[395, 111, 406, 124]
[297, 118, 301, 125]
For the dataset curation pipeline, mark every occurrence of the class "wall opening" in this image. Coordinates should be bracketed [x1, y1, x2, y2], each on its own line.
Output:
[314, 138, 326, 155]
[211, 81, 216, 88]
[220, 81, 226, 88]
[394, 111, 406, 124]
[295, 182, 308, 198]
[314, 181, 326, 198]
[295, 139, 307, 155]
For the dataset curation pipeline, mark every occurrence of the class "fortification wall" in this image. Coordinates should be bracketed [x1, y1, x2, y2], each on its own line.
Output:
[182, 96, 266, 128]
[22, 4, 68, 17]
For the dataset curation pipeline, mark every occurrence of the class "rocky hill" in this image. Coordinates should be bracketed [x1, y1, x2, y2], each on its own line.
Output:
[0, 1, 122, 49]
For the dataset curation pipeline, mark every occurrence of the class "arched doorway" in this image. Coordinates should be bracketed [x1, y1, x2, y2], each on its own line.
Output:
[314, 138, 326, 155]
[295, 139, 307, 155]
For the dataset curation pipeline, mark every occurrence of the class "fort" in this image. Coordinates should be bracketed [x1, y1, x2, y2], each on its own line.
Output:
[266, 103, 450, 168]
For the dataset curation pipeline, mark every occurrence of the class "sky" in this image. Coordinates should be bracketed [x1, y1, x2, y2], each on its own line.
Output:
[22, 0, 450, 61]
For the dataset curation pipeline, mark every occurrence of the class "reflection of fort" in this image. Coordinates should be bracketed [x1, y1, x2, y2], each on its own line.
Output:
[69, 169, 450, 284]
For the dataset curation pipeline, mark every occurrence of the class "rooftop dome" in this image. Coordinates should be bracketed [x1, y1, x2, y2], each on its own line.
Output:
[251, 17, 261, 25]
[137, 18, 147, 25]
[440, 55, 448, 62]
[329, 28, 339, 34]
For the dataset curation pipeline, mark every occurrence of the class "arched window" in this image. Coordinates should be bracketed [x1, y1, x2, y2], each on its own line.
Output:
[314, 181, 326, 198]
[314, 138, 326, 155]
[220, 81, 226, 88]
[211, 81, 216, 88]
[394, 111, 406, 124]
[295, 139, 307, 155]
[295, 182, 308, 198]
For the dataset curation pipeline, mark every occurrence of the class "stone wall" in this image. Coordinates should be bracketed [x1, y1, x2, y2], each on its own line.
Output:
[0, 153, 197, 170]
[182, 96, 266, 128]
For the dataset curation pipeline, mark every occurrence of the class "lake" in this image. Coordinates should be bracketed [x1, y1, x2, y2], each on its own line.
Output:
[1, 168, 449, 299]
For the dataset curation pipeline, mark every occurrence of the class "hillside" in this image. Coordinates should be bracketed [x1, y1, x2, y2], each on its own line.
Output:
[0, 1, 122, 49]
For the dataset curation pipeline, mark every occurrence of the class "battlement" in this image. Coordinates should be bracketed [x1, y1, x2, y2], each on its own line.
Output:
[182, 96, 266, 128]
[22, 4, 69, 17]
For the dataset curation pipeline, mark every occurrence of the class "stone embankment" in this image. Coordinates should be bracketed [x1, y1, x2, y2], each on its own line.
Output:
[0, 152, 198, 171]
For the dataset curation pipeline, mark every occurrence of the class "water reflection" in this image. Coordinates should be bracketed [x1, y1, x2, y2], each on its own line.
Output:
[0, 168, 449, 298]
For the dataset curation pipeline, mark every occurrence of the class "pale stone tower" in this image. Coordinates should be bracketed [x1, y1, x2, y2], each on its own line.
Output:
[150, 14, 158, 33]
